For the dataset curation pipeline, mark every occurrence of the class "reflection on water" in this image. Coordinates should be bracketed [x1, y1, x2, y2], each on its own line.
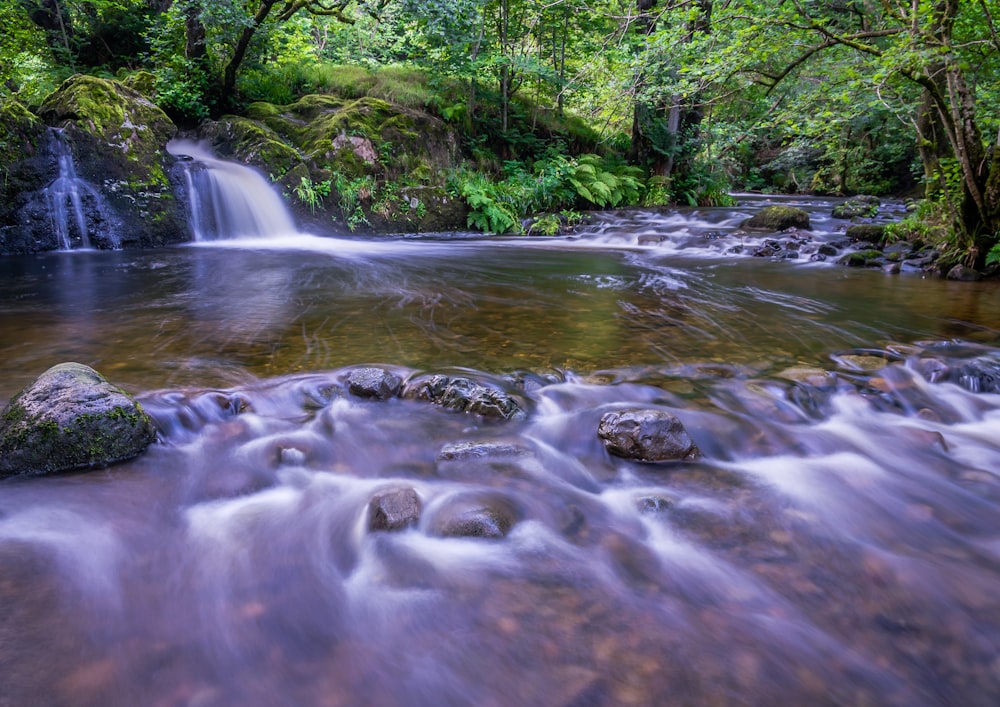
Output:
[1, 204, 1000, 705]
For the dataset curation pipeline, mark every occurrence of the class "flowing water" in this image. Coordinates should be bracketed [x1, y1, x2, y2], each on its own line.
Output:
[167, 140, 299, 241]
[1, 195, 1000, 705]
[43, 131, 120, 251]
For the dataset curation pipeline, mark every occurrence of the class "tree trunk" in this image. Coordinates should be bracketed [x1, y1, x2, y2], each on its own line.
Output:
[630, 1, 712, 182]
[222, 0, 281, 103]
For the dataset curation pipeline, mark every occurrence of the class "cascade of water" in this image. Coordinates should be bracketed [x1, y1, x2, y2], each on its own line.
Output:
[168, 139, 298, 240]
[43, 130, 103, 250]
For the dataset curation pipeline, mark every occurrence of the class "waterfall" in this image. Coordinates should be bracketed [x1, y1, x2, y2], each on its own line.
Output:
[43, 130, 118, 250]
[168, 140, 298, 241]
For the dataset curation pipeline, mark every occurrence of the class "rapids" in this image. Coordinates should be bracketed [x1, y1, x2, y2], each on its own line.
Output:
[1, 198, 999, 705]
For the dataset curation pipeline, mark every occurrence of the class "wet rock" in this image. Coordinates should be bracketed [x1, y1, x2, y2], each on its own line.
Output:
[839, 249, 883, 267]
[34, 75, 184, 249]
[832, 197, 879, 219]
[346, 367, 402, 400]
[597, 408, 700, 462]
[845, 224, 886, 242]
[429, 495, 517, 539]
[946, 264, 981, 282]
[741, 206, 810, 232]
[368, 487, 422, 532]
[403, 374, 525, 421]
[0, 362, 157, 478]
[437, 440, 531, 461]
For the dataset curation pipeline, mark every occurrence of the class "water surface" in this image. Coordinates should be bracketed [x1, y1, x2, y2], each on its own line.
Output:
[1, 198, 999, 705]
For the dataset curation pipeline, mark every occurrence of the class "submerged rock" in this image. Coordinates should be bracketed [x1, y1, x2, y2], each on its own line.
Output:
[597, 408, 700, 462]
[741, 205, 810, 232]
[0, 362, 157, 478]
[368, 487, 422, 532]
[429, 495, 518, 539]
[403, 374, 525, 421]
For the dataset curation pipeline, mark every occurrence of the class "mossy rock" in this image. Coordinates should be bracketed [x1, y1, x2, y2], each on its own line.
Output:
[33, 75, 185, 248]
[839, 249, 883, 267]
[120, 71, 158, 99]
[38, 75, 175, 172]
[741, 205, 810, 232]
[845, 224, 886, 242]
[200, 115, 305, 180]
[832, 198, 879, 219]
[0, 362, 157, 479]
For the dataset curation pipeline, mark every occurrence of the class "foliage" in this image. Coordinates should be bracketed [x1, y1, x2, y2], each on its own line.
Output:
[450, 151, 645, 233]
[294, 176, 332, 213]
[332, 171, 375, 230]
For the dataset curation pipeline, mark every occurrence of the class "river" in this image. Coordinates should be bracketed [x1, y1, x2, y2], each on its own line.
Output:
[1, 196, 999, 705]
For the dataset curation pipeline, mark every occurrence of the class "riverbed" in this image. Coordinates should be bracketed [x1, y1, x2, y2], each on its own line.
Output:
[1, 197, 999, 705]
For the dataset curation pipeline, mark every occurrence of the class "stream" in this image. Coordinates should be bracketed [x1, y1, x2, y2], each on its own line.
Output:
[1, 196, 999, 705]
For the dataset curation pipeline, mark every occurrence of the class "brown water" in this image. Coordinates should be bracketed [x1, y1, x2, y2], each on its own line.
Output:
[2, 199, 1000, 705]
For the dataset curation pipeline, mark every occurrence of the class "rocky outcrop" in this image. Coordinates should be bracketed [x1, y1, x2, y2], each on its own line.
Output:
[199, 95, 466, 233]
[0, 98, 52, 253]
[741, 205, 810, 232]
[597, 408, 700, 462]
[0, 75, 187, 253]
[0, 362, 157, 479]
[35, 75, 185, 248]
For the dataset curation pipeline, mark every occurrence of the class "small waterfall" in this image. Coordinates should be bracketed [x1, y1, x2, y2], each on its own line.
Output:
[43, 130, 119, 250]
[168, 140, 298, 241]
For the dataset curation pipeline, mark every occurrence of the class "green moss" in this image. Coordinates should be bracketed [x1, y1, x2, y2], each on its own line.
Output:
[742, 205, 811, 231]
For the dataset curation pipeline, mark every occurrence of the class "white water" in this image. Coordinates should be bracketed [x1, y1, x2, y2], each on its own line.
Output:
[168, 139, 299, 240]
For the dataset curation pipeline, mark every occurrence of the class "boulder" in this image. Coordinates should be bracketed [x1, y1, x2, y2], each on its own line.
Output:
[845, 224, 886, 242]
[597, 408, 699, 462]
[946, 264, 982, 282]
[0, 363, 157, 479]
[368, 487, 422, 532]
[741, 205, 810, 232]
[403, 374, 525, 421]
[832, 197, 879, 220]
[346, 367, 402, 400]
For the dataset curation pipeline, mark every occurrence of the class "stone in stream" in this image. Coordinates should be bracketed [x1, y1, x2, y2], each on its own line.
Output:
[403, 374, 525, 421]
[346, 366, 402, 400]
[368, 487, 422, 532]
[0, 362, 157, 478]
[429, 494, 518, 539]
[597, 408, 700, 462]
[740, 205, 810, 232]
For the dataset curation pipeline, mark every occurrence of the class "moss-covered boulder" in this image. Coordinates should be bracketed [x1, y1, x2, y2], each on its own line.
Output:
[0, 98, 53, 253]
[35, 74, 186, 248]
[198, 94, 464, 232]
[741, 205, 810, 232]
[832, 197, 880, 220]
[0, 363, 157, 479]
